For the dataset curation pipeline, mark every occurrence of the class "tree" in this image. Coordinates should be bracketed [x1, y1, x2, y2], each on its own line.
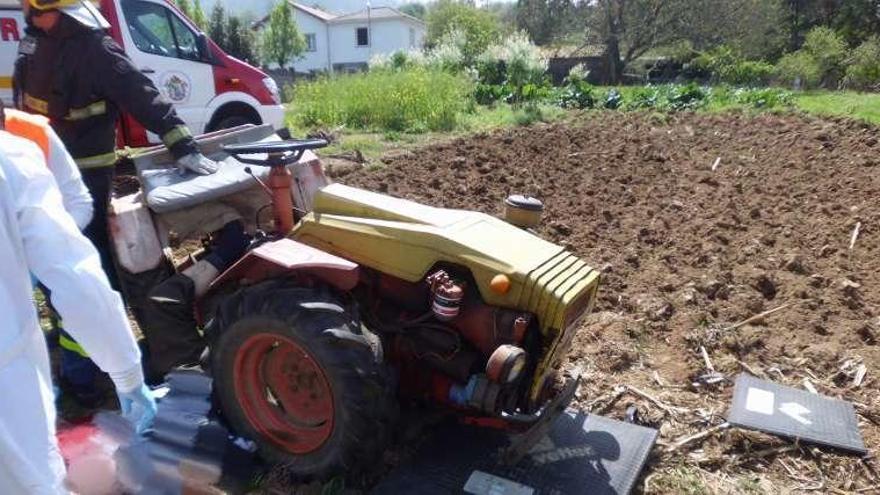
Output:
[209, 3, 228, 49]
[175, 0, 193, 18]
[225, 15, 261, 64]
[515, 0, 579, 46]
[587, 0, 693, 84]
[261, 0, 306, 69]
[399, 2, 427, 20]
[426, 0, 502, 61]
[830, 0, 880, 47]
[680, 0, 787, 61]
[191, 0, 208, 30]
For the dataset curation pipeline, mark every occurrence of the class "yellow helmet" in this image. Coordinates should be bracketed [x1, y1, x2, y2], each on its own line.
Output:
[28, 0, 109, 29]
[28, 0, 82, 11]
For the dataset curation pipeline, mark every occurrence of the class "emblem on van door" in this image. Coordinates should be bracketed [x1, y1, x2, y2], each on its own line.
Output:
[161, 72, 191, 103]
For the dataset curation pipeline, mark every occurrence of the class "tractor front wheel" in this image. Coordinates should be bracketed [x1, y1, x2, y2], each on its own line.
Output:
[211, 282, 395, 479]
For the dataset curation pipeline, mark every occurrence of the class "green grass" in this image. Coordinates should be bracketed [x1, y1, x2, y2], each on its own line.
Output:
[593, 85, 880, 125]
[286, 102, 570, 165]
[793, 90, 880, 124]
[287, 67, 474, 133]
[461, 103, 567, 130]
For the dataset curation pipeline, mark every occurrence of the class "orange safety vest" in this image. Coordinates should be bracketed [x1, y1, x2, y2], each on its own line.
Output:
[4, 109, 51, 162]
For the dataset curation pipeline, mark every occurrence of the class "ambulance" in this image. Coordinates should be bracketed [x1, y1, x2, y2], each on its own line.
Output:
[0, 0, 285, 147]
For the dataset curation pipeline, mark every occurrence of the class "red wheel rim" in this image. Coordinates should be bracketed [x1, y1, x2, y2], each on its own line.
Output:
[233, 333, 334, 454]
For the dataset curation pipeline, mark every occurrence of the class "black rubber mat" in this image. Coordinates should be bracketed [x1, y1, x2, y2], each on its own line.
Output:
[727, 373, 866, 455]
[373, 411, 658, 495]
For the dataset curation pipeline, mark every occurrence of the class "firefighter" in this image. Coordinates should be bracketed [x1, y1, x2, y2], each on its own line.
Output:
[0, 130, 156, 493]
[13, 0, 220, 404]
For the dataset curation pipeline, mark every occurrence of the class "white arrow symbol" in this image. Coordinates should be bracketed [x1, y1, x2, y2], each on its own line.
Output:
[779, 402, 812, 425]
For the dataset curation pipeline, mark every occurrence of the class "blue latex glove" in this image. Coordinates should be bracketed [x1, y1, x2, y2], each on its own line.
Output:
[118, 384, 158, 435]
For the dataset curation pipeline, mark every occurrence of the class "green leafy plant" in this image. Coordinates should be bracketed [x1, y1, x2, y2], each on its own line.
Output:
[731, 87, 793, 108]
[625, 86, 659, 109]
[557, 76, 595, 109]
[666, 83, 708, 111]
[604, 88, 622, 109]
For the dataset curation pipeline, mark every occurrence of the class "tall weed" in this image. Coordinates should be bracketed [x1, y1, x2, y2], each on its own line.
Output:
[291, 68, 474, 132]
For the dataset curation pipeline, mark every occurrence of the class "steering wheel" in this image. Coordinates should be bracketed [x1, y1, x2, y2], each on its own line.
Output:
[223, 139, 328, 167]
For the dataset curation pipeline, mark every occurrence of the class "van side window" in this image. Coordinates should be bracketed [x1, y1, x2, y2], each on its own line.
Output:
[122, 0, 202, 62]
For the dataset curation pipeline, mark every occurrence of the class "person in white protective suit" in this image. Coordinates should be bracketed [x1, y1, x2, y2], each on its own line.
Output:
[0, 131, 157, 493]
[2, 105, 93, 230]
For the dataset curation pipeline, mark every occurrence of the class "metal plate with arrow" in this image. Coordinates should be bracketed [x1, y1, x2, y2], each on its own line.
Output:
[727, 373, 866, 455]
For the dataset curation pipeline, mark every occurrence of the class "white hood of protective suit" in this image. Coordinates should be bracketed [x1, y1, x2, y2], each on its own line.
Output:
[0, 131, 142, 493]
[60, 0, 110, 30]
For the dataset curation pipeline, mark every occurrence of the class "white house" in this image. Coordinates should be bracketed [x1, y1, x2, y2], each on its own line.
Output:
[264, 2, 426, 73]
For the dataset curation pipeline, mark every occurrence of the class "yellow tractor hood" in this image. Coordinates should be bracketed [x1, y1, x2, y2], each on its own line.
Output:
[293, 184, 599, 399]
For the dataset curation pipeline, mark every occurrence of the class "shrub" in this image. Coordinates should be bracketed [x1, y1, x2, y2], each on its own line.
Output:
[727, 60, 775, 86]
[802, 26, 848, 85]
[474, 83, 511, 105]
[776, 51, 822, 89]
[426, 0, 501, 63]
[774, 27, 848, 89]
[477, 32, 548, 106]
[844, 37, 880, 90]
[291, 67, 474, 132]
[692, 46, 774, 86]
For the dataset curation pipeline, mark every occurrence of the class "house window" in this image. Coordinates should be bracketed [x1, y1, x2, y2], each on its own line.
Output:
[409, 28, 415, 47]
[356, 27, 369, 47]
[305, 33, 317, 52]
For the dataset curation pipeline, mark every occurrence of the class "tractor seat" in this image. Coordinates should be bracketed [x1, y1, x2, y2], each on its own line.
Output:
[133, 126, 319, 215]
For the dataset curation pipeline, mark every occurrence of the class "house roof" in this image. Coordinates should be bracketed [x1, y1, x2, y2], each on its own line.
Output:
[292, 2, 336, 21]
[331, 6, 424, 25]
[255, 3, 424, 30]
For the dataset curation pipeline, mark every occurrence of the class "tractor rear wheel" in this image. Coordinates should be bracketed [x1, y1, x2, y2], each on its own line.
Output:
[210, 281, 395, 479]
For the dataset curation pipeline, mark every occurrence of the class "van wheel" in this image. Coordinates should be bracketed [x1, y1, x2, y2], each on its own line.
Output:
[212, 114, 254, 131]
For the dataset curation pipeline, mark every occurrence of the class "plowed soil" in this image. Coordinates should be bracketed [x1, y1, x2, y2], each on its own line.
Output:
[343, 111, 880, 493]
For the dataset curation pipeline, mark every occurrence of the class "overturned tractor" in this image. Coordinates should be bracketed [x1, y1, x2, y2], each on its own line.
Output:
[111, 125, 600, 480]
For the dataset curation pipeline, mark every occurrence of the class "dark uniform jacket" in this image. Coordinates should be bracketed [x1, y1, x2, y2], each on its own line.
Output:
[13, 15, 198, 169]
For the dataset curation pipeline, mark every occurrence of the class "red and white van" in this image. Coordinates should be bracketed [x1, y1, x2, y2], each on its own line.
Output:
[0, 0, 285, 147]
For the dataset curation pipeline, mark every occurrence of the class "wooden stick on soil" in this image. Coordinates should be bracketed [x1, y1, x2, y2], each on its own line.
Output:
[626, 385, 690, 415]
[850, 222, 862, 250]
[803, 379, 818, 394]
[724, 303, 794, 332]
[711, 157, 721, 171]
[853, 364, 867, 387]
[701, 346, 715, 372]
[665, 422, 730, 453]
[732, 444, 797, 466]
[736, 359, 767, 378]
